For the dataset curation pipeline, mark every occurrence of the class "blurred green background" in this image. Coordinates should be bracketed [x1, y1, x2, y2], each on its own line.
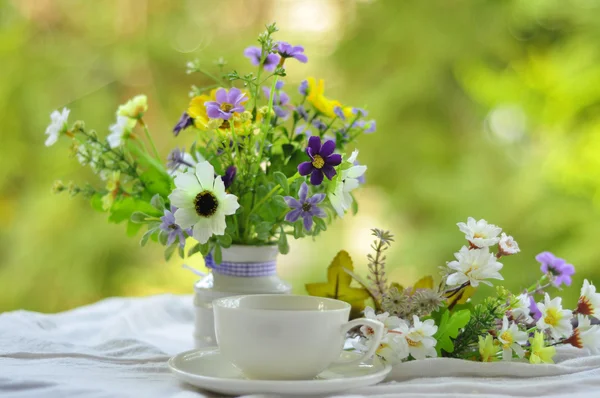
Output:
[1, 0, 599, 313]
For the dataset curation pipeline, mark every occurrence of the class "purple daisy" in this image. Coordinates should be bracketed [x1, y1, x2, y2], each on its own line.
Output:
[262, 82, 291, 119]
[160, 206, 191, 248]
[205, 88, 247, 120]
[536, 251, 575, 287]
[243, 46, 280, 72]
[222, 165, 236, 190]
[173, 112, 193, 136]
[284, 182, 326, 231]
[298, 136, 341, 186]
[276, 42, 308, 63]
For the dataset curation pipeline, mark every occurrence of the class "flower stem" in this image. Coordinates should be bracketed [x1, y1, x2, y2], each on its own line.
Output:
[139, 119, 161, 161]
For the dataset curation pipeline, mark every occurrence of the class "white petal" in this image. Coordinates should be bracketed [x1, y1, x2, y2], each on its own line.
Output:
[211, 213, 227, 235]
[347, 149, 359, 163]
[192, 218, 214, 244]
[174, 207, 199, 229]
[174, 172, 201, 192]
[169, 188, 196, 209]
[195, 161, 215, 189]
[220, 194, 240, 215]
[345, 165, 367, 179]
[213, 175, 226, 194]
[343, 178, 360, 193]
[446, 272, 467, 286]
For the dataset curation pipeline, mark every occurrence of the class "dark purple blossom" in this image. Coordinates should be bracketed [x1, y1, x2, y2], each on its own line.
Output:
[298, 136, 342, 186]
[529, 295, 542, 321]
[160, 206, 191, 248]
[173, 112, 193, 136]
[167, 147, 195, 173]
[536, 251, 575, 287]
[333, 106, 346, 121]
[205, 88, 247, 120]
[276, 42, 308, 63]
[299, 80, 309, 96]
[263, 83, 291, 119]
[243, 46, 280, 72]
[284, 182, 326, 231]
[222, 166, 236, 189]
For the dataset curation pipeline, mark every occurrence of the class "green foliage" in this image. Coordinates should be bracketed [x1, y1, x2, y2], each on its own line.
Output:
[433, 309, 471, 356]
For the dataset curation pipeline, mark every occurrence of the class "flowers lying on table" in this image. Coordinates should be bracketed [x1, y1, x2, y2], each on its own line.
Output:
[307, 219, 600, 364]
[44, 23, 375, 263]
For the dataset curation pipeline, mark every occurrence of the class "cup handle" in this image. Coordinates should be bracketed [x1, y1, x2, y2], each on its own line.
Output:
[334, 318, 384, 365]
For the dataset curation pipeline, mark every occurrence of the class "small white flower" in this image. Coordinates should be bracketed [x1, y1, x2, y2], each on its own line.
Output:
[577, 279, 600, 319]
[328, 150, 366, 217]
[446, 246, 504, 287]
[169, 161, 240, 244]
[361, 307, 403, 336]
[510, 293, 533, 324]
[497, 316, 528, 361]
[498, 233, 520, 255]
[117, 95, 148, 119]
[44, 108, 70, 146]
[457, 217, 502, 248]
[393, 315, 438, 360]
[536, 293, 573, 340]
[107, 115, 136, 148]
[354, 332, 409, 365]
[569, 315, 600, 354]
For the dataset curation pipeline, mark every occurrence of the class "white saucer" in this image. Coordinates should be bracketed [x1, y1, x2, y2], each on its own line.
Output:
[168, 347, 392, 396]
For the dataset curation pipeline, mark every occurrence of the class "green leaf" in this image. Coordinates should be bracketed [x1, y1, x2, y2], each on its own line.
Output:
[217, 233, 232, 248]
[282, 143, 295, 158]
[278, 226, 289, 254]
[90, 193, 105, 213]
[164, 243, 177, 261]
[214, 244, 223, 264]
[158, 230, 168, 245]
[199, 242, 211, 256]
[150, 194, 166, 210]
[293, 221, 304, 239]
[313, 217, 327, 232]
[127, 142, 173, 198]
[178, 244, 185, 259]
[255, 221, 274, 240]
[108, 197, 158, 224]
[273, 172, 289, 195]
[351, 193, 359, 215]
[433, 309, 471, 356]
[130, 211, 152, 224]
[188, 243, 201, 256]
[140, 228, 156, 247]
[126, 220, 143, 236]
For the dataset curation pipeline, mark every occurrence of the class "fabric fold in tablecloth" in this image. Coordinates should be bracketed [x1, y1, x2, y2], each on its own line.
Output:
[1, 294, 599, 397]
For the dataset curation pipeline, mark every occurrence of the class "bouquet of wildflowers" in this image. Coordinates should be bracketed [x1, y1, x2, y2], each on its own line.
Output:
[45, 23, 374, 263]
[308, 218, 600, 364]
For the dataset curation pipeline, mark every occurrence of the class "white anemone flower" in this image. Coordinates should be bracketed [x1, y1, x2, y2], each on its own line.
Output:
[169, 161, 240, 244]
[577, 279, 600, 319]
[536, 293, 573, 340]
[457, 217, 502, 248]
[498, 316, 528, 361]
[44, 108, 70, 146]
[511, 293, 534, 324]
[568, 315, 600, 354]
[446, 246, 504, 287]
[107, 115, 136, 148]
[328, 150, 366, 217]
[499, 233, 520, 255]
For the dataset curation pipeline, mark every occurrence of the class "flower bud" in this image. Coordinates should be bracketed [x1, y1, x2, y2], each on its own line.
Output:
[208, 118, 224, 130]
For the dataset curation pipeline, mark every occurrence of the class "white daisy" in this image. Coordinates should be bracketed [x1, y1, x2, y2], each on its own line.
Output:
[327, 150, 366, 217]
[107, 115, 136, 148]
[169, 161, 240, 244]
[361, 306, 403, 336]
[497, 316, 528, 361]
[510, 293, 534, 324]
[498, 233, 520, 255]
[117, 94, 148, 119]
[536, 293, 573, 340]
[44, 108, 70, 146]
[457, 217, 502, 248]
[393, 315, 438, 360]
[568, 315, 600, 354]
[577, 279, 600, 319]
[446, 246, 504, 287]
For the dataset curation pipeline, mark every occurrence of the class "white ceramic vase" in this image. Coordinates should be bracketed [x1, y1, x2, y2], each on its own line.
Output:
[193, 244, 291, 348]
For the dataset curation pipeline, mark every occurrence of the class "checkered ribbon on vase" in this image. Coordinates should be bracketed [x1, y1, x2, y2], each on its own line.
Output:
[204, 253, 277, 277]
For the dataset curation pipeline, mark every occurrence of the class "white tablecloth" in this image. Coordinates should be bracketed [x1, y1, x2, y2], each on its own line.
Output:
[1, 294, 600, 398]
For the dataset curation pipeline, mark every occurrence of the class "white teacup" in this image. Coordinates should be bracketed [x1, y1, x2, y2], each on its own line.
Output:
[212, 294, 384, 380]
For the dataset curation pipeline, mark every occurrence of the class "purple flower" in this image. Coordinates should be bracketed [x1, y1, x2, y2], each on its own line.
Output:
[275, 80, 284, 90]
[536, 251, 575, 287]
[284, 182, 326, 231]
[167, 147, 195, 172]
[299, 80, 309, 96]
[276, 42, 308, 63]
[222, 166, 236, 189]
[312, 118, 327, 132]
[356, 119, 376, 133]
[173, 112, 193, 136]
[295, 125, 313, 138]
[352, 108, 368, 117]
[298, 136, 342, 186]
[205, 88, 247, 120]
[262, 83, 291, 119]
[243, 46, 280, 72]
[160, 206, 191, 248]
[296, 105, 309, 121]
[528, 295, 542, 322]
[333, 106, 346, 121]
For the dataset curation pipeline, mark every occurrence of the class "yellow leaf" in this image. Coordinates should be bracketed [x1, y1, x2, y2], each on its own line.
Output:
[446, 285, 477, 309]
[305, 251, 371, 307]
[412, 275, 434, 294]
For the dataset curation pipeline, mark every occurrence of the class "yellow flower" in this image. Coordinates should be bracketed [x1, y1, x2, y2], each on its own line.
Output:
[478, 334, 500, 362]
[306, 77, 353, 119]
[529, 331, 556, 364]
[101, 171, 121, 211]
[188, 90, 217, 130]
[117, 95, 147, 119]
